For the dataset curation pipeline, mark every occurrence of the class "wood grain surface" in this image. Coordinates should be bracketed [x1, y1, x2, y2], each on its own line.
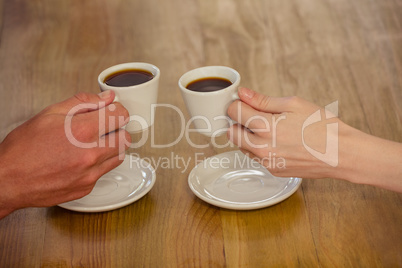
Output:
[0, 0, 401, 267]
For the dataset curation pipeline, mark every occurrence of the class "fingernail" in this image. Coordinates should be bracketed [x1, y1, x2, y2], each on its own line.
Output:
[240, 87, 255, 99]
[98, 90, 112, 100]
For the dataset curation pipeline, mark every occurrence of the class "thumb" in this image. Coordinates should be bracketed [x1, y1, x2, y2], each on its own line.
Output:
[53, 90, 115, 115]
[237, 87, 289, 114]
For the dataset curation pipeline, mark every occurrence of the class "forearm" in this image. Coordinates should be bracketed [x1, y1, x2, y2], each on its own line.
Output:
[334, 123, 402, 192]
[0, 176, 17, 220]
[0, 154, 19, 219]
[0, 205, 15, 219]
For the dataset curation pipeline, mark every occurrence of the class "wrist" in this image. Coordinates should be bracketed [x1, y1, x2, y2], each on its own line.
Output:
[332, 122, 365, 183]
[332, 122, 402, 192]
[0, 205, 15, 219]
[0, 147, 19, 219]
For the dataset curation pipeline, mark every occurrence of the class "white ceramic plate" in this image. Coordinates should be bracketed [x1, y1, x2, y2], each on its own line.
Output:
[58, 155, 156, 212]
[188, 150, 302, 210]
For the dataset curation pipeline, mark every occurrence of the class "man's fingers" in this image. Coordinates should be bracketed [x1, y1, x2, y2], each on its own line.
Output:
[96, 152, 127, 179]
[96, 102, 130, 136]
[72, 102, 129, 137]
[55, 90, 116, 115]
[97, 129, 131, 160]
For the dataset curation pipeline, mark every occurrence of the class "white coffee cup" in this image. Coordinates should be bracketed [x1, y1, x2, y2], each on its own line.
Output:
[98, 62, 160, 133]
[178, 66, 240, 137]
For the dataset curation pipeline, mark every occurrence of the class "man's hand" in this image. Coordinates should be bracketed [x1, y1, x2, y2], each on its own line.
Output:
[0, 90, 131, 218]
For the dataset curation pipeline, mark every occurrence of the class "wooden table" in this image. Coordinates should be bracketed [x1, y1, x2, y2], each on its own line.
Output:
[1, 1, 401, 267]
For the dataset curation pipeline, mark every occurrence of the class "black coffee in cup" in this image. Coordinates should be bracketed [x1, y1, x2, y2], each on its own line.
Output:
[104, 69, 154, 87]
[186, 77, 232, 92]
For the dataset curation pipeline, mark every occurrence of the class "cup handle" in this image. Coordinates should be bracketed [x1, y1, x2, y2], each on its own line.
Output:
[227, 88, 241, 126]
[232, 90, 240, 101]
[230, 88, 254, 133]
[113, 94, 120, 103]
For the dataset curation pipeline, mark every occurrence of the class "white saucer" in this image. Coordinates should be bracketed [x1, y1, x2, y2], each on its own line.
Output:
[58, 155, 156, 212]
[188, 150, 302, 210]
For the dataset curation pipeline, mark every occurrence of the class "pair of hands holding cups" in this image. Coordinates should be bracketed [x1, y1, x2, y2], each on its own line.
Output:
[97, 62, 336, 181]
[96, 63, 338, 184]
[98, 63, 241, 137]
[9, 61, 396, 218]
[98, 62, 402, 195]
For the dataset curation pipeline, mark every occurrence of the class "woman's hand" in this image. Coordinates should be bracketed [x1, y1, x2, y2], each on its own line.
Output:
[227, 87, 402, 192]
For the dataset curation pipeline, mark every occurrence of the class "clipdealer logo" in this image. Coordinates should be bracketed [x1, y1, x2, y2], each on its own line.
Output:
[302, 101, 339, 167]
[63, 100, 339, 167]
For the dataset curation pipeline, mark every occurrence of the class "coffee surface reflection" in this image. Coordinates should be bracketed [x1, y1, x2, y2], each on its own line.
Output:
[186, 77, 232, 92]
[104, 69, 154, 87]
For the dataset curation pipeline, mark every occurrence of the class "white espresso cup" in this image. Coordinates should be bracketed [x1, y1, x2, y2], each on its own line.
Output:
[178, 66, 240, 137]
[98, 62, 160, 133]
